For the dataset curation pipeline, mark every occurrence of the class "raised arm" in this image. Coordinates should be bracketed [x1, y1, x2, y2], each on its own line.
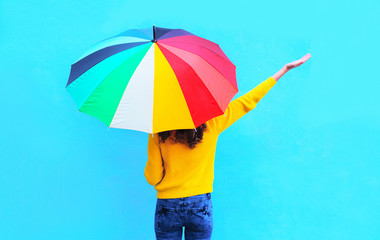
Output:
[208, 53, 311, 134]
[208, 76, 276, 134]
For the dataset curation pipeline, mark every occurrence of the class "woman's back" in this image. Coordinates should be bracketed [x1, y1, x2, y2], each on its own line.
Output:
[146, 120, 219, 198]
[145, 76, 278, 199]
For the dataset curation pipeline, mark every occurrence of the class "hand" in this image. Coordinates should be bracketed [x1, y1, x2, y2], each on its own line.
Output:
[272, 53, 311, 81]
[285, 53, 311, 71]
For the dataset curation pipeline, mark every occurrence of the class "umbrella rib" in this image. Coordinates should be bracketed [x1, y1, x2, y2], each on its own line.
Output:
[108, 44, 155, 131]
[159, 35, 233, 63]
[172, 40, 233, 65]
[112, 28, 151, 40]
[82, 29, 151, 54]
[72, 37, 150, 64]
[157, 44, 226, 119]
[158, 42, 238, 92]
[157, 28, 194, 40]
[67, 41, 151, 87]
[135, 28, 154, 40]
[77, 43, 152, 110]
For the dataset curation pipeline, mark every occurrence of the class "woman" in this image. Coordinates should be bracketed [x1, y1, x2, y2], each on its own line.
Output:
[145, 53, 311, 240]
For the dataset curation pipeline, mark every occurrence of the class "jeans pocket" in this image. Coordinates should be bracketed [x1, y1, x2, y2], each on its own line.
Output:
[188, 201, 213, 231]
[155, 204, 179, 232]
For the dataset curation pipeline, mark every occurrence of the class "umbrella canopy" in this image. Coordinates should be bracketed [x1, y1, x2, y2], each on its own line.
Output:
[65, 26, 238, 134]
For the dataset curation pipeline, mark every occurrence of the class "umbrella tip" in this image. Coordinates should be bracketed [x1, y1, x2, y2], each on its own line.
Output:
[152, 25, 156, 42]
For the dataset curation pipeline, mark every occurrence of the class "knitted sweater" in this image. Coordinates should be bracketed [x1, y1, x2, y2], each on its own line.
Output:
[144, 76, 277, 199]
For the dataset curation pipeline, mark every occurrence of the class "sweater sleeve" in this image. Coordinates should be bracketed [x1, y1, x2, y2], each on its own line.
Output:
[208, 76, 277, 134]
[144, 134, 164, 186]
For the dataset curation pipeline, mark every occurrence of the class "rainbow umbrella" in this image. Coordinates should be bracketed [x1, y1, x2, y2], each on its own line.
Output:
[65, 26, 238, 134]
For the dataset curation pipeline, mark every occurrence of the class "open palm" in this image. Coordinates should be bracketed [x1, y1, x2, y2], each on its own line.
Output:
[285, 53, 311, 70]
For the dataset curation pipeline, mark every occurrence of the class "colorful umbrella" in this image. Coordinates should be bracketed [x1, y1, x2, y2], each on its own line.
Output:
[65, 26, 238, 134]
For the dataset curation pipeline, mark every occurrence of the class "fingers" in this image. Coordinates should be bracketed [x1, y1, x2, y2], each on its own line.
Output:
[300, 53, 311, 62]
[296, 53, 312, 65]
[285, 53, 311, 70]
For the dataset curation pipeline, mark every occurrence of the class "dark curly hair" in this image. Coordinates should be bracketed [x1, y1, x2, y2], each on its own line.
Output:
[157, 123, 208, 149]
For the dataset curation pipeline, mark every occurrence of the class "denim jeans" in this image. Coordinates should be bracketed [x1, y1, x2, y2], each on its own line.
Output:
[155, 193, 213, 240]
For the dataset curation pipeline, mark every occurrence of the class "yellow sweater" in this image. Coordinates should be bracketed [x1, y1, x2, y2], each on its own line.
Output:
[144, 76, 277, 199]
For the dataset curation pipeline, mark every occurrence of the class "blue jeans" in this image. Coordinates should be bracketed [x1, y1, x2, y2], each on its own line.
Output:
[155, 193, 213, 240]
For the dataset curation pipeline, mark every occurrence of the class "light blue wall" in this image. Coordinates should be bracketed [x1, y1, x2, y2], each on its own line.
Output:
[1, 0, 379, 239]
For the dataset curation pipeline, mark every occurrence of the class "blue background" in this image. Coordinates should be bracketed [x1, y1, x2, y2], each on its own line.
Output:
[1, 0, 379, 239]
